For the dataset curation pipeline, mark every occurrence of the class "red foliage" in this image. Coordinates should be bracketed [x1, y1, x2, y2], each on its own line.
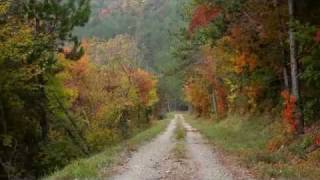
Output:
[314, 30, 320, 43]
[281, 90, 297, 133]
[189, 4, 220, 34]
[315, 135, 320, 146]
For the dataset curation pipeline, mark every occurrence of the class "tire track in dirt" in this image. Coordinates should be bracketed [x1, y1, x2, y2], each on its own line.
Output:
[109, 116, 178, 180]
[109, 114, 253, 180]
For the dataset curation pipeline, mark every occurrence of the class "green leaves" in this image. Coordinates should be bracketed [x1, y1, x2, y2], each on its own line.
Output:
[0, 0, 91, 178]
[1, 135, 13, 147]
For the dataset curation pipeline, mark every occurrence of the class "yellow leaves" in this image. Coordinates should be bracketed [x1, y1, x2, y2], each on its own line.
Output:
[0, 22, 33, 62]
[85, 125, 119, 151]
[59, 39, 159, 125]
[0, 1, 10, 15]
[1, 134, 13, 147]
[99, 34, 140, 66]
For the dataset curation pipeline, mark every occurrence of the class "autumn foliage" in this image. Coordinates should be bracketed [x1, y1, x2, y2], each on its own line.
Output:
[184, 79, 211, 116]
[281, 90, 297, 133]
[234, 53, 257, 74]
[314, 30, 320, 43]
[57, 38, 159, 154]
[189, 4, 220, 33]
[184, 45, 228, 117]
[131, 69, 158, 106]
[215, 82, 227, 116]
[315, 135, 320, 146]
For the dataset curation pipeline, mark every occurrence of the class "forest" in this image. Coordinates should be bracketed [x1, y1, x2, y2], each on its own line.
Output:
[1, 0, 320, 179]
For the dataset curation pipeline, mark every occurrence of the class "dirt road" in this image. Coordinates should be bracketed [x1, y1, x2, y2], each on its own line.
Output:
[109, 114, 252, 180]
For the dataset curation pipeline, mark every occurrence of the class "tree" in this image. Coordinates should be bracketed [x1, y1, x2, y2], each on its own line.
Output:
[288, 0, 304, 134]
[0, 0, 90, 178]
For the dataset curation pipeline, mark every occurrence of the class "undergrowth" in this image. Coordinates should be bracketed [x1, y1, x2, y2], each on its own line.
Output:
[45, 113, 174, 180]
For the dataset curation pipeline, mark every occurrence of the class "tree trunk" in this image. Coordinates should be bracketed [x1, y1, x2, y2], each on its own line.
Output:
[167, 101, 171, 112]
[53, 93, 90, 153]
[119, 109, 129, 138]
[39, 75, 49, 141]
[275, 0, 290, 90]
[188, 103, 193, 113]
[288, 0, 304, 133]
[34, 18, 50, 140]
[0, 100, 7, 134]
[283, 67, 290, 90]
[209, 85, 217, 114]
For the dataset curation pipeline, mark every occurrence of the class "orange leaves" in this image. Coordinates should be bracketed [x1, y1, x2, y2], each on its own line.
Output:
[234, 54, 247, 74]
[62, 40, 90, 90]
[234, 53, 257, 74]
[62, 39, 158, 120]
[70, 41, 90, 81]
[281, 90, 297, 133]
[184, 76, 227, 117]
[184, 44, 229, 117]
[130, 69, 158, 106]
[184, 79, 211, 115]
[189, 4, 220, 34]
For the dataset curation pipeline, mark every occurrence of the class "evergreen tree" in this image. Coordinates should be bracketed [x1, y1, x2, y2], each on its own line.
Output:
[0, 0, 90, 178]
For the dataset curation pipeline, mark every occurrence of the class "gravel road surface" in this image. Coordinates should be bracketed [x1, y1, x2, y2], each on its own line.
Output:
[109, 114, 253, 180]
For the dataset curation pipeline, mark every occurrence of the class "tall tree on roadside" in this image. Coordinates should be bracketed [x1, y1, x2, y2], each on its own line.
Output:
[0, 0, 90, 178]
[25, 0, 90, 140]
[288, 0, 304, 133]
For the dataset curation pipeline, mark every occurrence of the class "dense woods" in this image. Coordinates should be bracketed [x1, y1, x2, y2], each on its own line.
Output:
[2, 0, 320, 179]
[179, 0, 320, 130]
[176, 0, 320, 178]
[0, 0, 160, 179]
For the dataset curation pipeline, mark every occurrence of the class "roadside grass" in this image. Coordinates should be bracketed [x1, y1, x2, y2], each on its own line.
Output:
[184, 114, 271, 153]
[175, 120, 186, 141]
[173, 143, 186, 160]
[173, 119, 186, 159]
[45, 113, 174, 180]
[184, 113, 320, 180]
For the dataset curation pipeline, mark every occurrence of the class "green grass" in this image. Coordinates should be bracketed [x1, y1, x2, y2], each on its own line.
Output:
[173, 143, 186, 159]
[183, 113, 320, 179]
[184, 114, 272, 153]
[175, 121, 186, 141]
[173, 120, 186, 159]
[45, 113, 173, 180]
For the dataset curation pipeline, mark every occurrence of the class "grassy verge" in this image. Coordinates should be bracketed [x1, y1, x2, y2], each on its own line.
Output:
[45, 113, 174, 180]
[184, 113, 320, 179]
[175, 121, 186, 141]
[173, 120, 186, 159]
